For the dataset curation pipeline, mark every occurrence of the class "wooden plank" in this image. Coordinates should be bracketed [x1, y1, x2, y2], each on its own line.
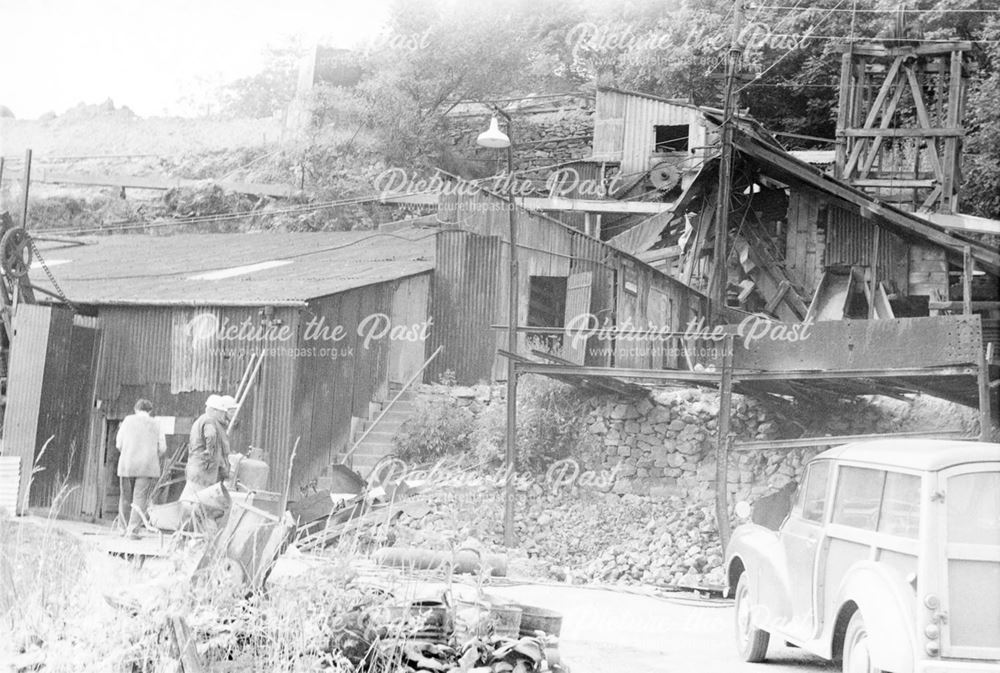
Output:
[852, 179, 936, 188]
[915, 211, 1000, 236]
[2, 305, 53, 512]
[35, 170, 297, 198]
[842, 127, 964, 138]
[840, 42, 973, 57]
[942, 50, 963, 212]
[835, 51, 854, 177]
[384, 193, 675, 215]
[563, 272, 593, 365]
[929, 301, 1000, 311]
[0, 457, 20, 515]
[904, 66, 946, 182]
[963, 246, 973, 315]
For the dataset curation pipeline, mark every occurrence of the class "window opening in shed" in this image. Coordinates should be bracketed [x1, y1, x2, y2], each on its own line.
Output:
[527, 276, 568, 352]
[654, 124, 689, 153]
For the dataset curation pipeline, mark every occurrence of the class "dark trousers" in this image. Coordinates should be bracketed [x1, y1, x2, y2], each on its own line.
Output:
[119, 476, 154, 532]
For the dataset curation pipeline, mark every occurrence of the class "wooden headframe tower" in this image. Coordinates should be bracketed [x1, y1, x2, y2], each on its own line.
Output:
[834, 39, 971, 214]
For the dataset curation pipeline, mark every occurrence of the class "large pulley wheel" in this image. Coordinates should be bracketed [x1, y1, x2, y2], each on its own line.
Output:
[1, 227, 33, 279]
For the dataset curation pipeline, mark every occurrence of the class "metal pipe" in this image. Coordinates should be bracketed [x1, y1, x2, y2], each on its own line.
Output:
[20, 149, 31, 229]
[502, 111, 519, 549]
[715, 335, 734, 552]
[228, 352, 265, 433]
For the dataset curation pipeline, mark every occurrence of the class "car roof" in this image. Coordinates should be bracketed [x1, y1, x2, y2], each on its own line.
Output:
[813, 439, 1000, 472]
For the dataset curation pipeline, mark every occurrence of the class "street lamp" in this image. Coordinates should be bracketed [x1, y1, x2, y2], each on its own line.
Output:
[477, 110, 518, 548]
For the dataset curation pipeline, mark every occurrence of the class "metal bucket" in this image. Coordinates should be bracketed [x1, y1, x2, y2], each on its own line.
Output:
[518, 605, 563, 637]
[489, 605, 522, 639]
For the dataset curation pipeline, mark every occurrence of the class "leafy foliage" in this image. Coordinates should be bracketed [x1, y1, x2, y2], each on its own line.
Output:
[394, 397, 476, 463]
[217, 41, 302, 118]
[473, 376, 594, 472]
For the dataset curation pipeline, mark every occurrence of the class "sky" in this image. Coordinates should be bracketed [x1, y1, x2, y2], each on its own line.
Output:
[0, 0, 392, 118]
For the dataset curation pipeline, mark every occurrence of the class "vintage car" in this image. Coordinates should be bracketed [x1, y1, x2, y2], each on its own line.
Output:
[724, 438, 1000, 672]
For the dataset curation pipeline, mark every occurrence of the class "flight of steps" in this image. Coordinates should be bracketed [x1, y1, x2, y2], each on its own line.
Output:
[348, 384, 417, 476]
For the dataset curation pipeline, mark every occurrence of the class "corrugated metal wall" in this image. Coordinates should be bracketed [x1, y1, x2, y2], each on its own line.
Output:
[826, 205, 910, 293]
[437, 193, 709, 380]
[621, 94, 698, 176]
[291, 274, 431, 492]
[91, 305, 300, 497]
[592, 90, 627, 161]
[428, 230, 503, 383]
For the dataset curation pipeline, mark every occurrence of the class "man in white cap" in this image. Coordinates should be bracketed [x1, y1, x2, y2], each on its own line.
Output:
[185, 394, 233, 495]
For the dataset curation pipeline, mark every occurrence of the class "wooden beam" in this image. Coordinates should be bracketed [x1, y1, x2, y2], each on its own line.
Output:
[905, 66, 947, 182]
[852, 178, 936, 188]
[835, 51, 854, 178]
[942, 50, 964, 212]
[963, 246, 973, 315]
[979, 345, 997, 441]
[841, 127, 964, 138]
[928, 301, 1000, 311]
[915, 211, 1000, 236]
[840, 42, 973, 57]
[35, 170, 298, 198]
[733, 428, 971, 451]
[383, 193, 675, 215]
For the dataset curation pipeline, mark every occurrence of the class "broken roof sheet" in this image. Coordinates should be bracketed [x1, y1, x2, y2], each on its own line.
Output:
[31, 227, 436, 306]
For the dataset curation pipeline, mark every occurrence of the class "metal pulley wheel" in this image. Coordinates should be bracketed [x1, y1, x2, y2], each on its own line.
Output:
[1, 227, 33, 278]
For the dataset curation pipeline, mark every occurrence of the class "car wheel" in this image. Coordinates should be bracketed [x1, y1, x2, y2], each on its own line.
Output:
[842, 612, 883, 673]
[735, 573, 770, 662]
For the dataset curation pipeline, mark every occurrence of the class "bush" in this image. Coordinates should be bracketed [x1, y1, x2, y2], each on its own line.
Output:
[394, 397, 475, 463]
[473, 376, 591, 473]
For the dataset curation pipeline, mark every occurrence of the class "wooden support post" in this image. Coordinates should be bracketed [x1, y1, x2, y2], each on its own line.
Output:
[869, 228, 880, 319]
[835, 51, 853, 179]
[942, 50, 962, 213]
[979, 346, 996, 442]
[963, 246, 973, 315]
[716, 335, 735, 553]
[711, 0, 744, 317]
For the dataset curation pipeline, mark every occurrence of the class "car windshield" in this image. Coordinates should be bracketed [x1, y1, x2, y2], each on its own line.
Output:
[948, 471, 1000, 545]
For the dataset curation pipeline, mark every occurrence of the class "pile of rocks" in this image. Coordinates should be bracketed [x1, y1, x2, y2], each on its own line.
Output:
[390, 381, 929, 588]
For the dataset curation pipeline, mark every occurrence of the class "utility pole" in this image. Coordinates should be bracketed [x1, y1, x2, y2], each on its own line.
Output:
[712, 0, 745, 318]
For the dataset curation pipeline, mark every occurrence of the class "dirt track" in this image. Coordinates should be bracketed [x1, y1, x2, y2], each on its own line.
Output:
[487, 584, 838, 673]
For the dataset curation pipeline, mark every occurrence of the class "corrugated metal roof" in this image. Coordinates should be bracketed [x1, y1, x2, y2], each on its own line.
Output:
[32, 228, 436, 306]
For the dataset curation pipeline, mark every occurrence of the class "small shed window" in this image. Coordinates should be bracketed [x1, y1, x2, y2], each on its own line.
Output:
[527, 276, 568, 329]
[654, 124, 689, 153]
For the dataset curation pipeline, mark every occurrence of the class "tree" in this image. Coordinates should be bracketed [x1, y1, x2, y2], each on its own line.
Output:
[217, 40, 303, 118]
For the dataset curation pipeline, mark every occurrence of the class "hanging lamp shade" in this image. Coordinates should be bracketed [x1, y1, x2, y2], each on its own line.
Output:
[476, 115, 510, 149]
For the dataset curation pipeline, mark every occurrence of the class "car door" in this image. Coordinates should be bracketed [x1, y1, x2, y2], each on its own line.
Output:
[779, 460, 831, 640]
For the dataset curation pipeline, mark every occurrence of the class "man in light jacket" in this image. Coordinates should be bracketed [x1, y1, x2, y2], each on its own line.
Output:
[116, 398, 167, 538]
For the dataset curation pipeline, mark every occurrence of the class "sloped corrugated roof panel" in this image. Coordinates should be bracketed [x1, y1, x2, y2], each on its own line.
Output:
[31, 227, 437, 306]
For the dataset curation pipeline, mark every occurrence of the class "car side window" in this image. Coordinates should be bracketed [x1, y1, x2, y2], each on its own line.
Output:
[798, 461, 830, 523]
[877, 471, 921, 538]
[833, 466, 886, 531]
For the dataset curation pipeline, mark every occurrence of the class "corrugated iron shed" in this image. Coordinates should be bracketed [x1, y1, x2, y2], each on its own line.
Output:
[31, 228, 436, 306]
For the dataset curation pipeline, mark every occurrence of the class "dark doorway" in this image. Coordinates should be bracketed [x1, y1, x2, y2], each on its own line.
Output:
[527, 276, 568, 351]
